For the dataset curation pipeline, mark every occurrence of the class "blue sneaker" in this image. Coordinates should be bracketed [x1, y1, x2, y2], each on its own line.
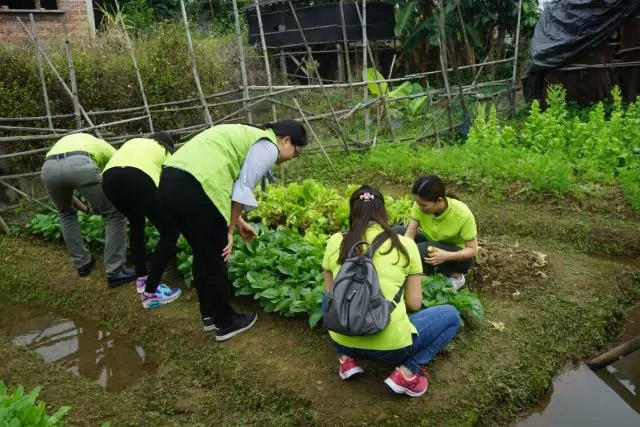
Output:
[141, 284, 182, 309]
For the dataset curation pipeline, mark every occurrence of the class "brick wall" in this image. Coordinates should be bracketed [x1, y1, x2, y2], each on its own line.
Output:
[0, 0, 93, 45]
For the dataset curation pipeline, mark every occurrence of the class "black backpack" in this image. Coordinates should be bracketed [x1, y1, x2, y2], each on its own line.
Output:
[323, 234, 403, 336]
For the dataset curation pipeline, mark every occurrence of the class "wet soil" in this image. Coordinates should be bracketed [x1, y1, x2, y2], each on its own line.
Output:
[1, 234, 639, 425]
[0, 302, 152, 392]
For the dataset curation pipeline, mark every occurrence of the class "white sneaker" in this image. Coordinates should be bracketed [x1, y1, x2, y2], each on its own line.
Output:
[449, 274, 465, 291]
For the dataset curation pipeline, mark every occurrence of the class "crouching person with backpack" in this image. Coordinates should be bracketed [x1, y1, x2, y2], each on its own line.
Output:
[322, 185, 461, 397]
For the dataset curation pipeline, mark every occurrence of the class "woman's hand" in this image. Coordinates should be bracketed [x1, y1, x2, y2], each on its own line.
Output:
[222, 231, 234, 262]
[424, 249, 453, 266]
[237, 218, 257, 242]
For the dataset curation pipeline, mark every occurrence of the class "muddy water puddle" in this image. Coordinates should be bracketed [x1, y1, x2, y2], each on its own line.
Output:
[519, 305, 640, 426]
[0, 302, 152, 392]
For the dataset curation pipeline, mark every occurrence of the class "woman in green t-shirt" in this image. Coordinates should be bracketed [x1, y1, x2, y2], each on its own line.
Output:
[394, 175, 478, 290]
[323, 185, 461, 397]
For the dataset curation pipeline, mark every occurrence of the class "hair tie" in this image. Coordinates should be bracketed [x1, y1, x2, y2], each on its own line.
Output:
[359, 192, 375, 202]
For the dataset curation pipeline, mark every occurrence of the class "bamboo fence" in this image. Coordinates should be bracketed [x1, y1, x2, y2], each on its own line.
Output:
[0, 0, 525, 221]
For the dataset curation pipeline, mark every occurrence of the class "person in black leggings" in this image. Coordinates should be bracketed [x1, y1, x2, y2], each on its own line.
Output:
[102, 132, 182, 308]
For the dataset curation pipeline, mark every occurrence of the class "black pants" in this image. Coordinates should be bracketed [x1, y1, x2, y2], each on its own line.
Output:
[159, 167, 236, 326]
[102, 167, 179, 293]
[392, 225, 473, 277]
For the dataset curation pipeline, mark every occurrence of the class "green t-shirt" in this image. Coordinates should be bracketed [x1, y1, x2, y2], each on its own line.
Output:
[322, 224, 423, 351]
[410, 197, 477, 249]
[47, 133, 116, 170]
[104, 138, 171, 186]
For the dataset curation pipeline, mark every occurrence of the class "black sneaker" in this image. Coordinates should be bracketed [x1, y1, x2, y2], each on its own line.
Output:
[106, 267, 136, 289]
[214, 312, 258, 342]
[202, 317, 219, 332]
[77, 256, 95, 277]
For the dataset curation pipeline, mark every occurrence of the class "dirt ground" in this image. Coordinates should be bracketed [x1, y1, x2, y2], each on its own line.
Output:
[1, 179, 640, 425]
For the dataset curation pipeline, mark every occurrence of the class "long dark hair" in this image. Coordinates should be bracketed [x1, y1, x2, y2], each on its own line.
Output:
[339, 185, 410, 266]
[247, 120, 308, 147]
[412, 174, 457, 201]
[150, 131, 175, 154]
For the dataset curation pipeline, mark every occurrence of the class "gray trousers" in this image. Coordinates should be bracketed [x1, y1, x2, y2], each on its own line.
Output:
[41, 154, 127, 275]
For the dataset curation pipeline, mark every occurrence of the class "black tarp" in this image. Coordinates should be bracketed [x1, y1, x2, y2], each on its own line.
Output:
[524, 0, 640, 101]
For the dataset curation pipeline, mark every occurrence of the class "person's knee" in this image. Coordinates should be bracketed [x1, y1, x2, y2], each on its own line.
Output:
[444, 305, 462, 330]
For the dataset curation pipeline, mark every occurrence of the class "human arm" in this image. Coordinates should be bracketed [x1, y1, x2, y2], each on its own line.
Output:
[324, 270, 334, 292]
[404, 274, 423, 312]
[404, 219, 419, 240]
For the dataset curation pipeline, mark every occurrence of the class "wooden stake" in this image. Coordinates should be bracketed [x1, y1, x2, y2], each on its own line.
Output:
[354, 1, 395, 143]
[511, 0, 524, 116]
[231, 0, 252, 123]
[437, 2, 455, 135]
[589, 335, 640, 369]
[254, 0, 278, 121]
[180, 0, 213, 126]
[287, 1, 350, 152]
[29, 14, 54, 133]
[117, 0, 154, 133]
[293, 98, 337, 174]
[337, 44, 345, 82]
[0, 179, 56, 213]
[0, 214, 10, 235]
[361, 0, 369, 144]
[18, 17, 100, 136]
[61, 16, 83, 131]
[339, 0, 352, 83]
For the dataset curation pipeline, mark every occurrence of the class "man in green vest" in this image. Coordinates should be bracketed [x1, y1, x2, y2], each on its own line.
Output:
[161, 120, 308, 341]
[41, 133, 135, 287]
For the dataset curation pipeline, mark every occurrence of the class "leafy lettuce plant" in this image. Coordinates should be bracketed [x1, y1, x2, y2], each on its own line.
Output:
[422, 274, 483, 322]
[0, 381, 70, 426]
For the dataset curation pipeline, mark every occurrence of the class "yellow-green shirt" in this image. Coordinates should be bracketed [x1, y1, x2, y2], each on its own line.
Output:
[322, 225, 423, 351]
[47, 133, 116, 170]
[410, 198, 477, 249]
[103, 138, 171, 186]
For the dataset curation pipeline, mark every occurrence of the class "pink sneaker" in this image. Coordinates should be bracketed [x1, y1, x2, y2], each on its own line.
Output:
[338, 356, 364, 380]
[384, 368, 429, 397]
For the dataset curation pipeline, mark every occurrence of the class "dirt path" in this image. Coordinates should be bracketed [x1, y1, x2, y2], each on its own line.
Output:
[1, 233, 638, 426]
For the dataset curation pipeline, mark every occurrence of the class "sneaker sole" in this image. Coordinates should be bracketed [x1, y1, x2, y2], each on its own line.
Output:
[339, 366, 364, 380]
[142, 290, 182, 309]
[383, 377, 427, 397]
[214, 314, 258, 341]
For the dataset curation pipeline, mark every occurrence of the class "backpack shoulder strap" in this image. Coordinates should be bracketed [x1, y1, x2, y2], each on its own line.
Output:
[391, 286, 403, 306]
[367, 232, 389, 257]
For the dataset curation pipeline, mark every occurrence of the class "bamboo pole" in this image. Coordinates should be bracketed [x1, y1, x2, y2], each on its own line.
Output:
[588, 335, 640, 369]
[437, 2, 455, 135]
[354, 1, 395, 143]
[254, 0, 278, 121]
[287, 0, 350, 152]
[29, 14, 54, 133]
[456, 0, 475, 70]
[361, 0, 369, 144]
[292, 98, 337, 174]
[117, 0, 154, 133]
[339, 0, 352, 83]
[0, 215, 10, 235]
[61, 16, 83, 131]
[419, 75, 440, 146]
[17, 17, 100, 136]
[231, 0, 252, 123]
[0, 179, 56, 213]
[180, 0, 213, 126]
[511, 0, 524, 116]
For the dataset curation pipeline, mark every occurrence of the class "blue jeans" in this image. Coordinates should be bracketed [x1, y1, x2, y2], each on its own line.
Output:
[326, 296, 461, 373]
